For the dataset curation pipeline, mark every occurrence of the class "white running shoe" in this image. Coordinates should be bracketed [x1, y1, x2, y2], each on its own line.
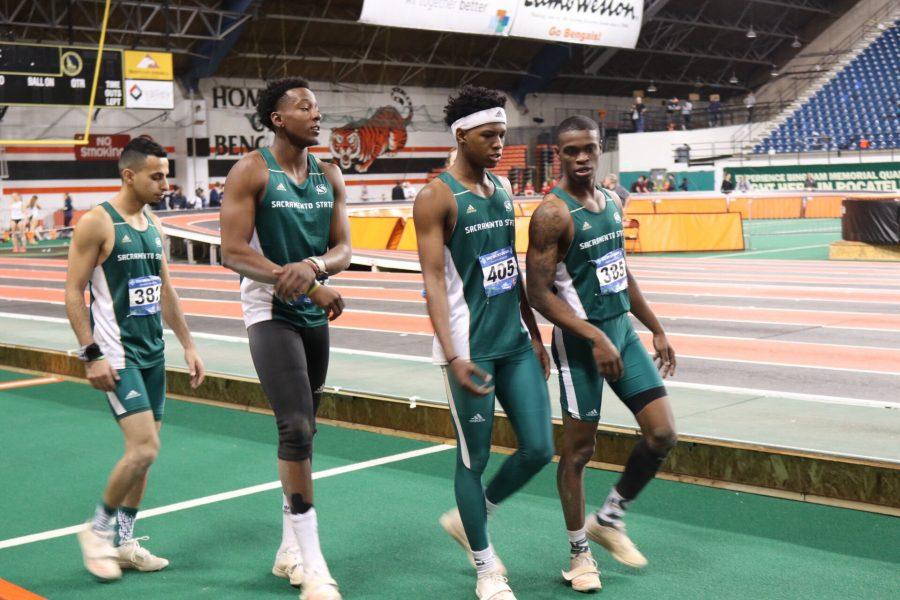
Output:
[585, 517, 647, 569]
[300, 572, 341, 600]
[476, 570, 516, 600]
[273, 548, 304, 587]
[562, 552, 602, 593]
[116, 536, 169, 571]
[77, 525, 122, 581]
[439, 508, 507, 576]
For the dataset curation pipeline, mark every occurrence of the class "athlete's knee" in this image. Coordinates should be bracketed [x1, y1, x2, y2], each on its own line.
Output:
[126, 438, 159, 471]
[277, 413, 315, 461]
[518, 440, 554, 471]
[643, 426, 677, 454]
[562, 437, 596, 469]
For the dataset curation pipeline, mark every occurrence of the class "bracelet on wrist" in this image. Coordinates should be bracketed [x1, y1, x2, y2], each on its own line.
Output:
[306, 280, 322, 295]
[447, 356, 459, 365]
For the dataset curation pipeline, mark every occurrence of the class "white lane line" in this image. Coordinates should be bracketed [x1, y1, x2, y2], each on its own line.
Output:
[661, 380, 897, 409]
[0, 444, 453, 551]
[0, 376, 61, 391]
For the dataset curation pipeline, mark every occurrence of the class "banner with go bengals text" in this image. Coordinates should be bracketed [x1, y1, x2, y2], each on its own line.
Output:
[358, 0, 643, 49]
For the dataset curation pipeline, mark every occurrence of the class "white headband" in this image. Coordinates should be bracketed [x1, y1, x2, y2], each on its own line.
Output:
[450, 107, 507, 138]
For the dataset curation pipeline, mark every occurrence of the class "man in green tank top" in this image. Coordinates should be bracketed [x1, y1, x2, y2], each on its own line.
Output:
[221, 77, 350, 600]
[414, 85, 554, 600]
[526, 116, 678, 592]
[65, 137, 205, 581]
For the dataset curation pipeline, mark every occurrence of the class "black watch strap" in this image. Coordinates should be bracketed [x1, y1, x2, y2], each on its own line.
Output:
[79, 343, 104, 362]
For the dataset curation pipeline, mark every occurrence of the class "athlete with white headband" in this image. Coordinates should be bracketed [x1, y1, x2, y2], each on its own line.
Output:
[414, 85, 554, 600]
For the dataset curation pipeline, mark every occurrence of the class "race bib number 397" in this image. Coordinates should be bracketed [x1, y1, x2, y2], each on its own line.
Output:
[128, 275, 162, 316]
[479, 246, 518, 298]
[594, 249, 628, 295]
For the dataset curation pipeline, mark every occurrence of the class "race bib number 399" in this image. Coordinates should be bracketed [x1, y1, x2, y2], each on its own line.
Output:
[594, 249, 628, 295]
[479, 246, 518, 298]
[128, 275, 162, 316]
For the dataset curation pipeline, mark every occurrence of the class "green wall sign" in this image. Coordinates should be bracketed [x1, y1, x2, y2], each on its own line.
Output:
[725, 162, 900, 192]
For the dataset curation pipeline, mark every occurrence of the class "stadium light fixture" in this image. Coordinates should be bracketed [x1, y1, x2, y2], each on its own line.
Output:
[647, 80, 657, 93]
[792, 36, 802, 48]
[746, 26, 757, 39]
[770, 64, 779, 77]
[729, 72, 739, 84]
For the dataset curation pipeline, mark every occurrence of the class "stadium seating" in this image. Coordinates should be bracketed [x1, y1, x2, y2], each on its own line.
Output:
[754, 21, 899, 153]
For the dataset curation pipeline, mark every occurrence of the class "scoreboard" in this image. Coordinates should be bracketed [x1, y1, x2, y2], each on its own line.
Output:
[0, 43, 173, 109]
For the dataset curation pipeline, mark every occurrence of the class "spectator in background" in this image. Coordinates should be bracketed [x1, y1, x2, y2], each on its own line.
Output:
[662, 174, 676, 191]
[679, 177, 689, 191]
[645, 177, 655, 192]
[744, 92, 757, 123]
[631, 97, 645, 132]
[26, 195, 44, 241]
[391, 181, 405, 201]
[402, 181, 416, 200]
[737, 176, 752, 192]
[708, 97, 722, 126]
[603, 174, 630, 205]
[209, 182, 223, 207]
[62, 193, 74, 237]
[169, 185, 187, 209]
[666, 98, 680, 130]
[681, 99, 693, 129]
[721, 172, 736, 193]
[194, 187, 207, 209]
[630, 175, 646, 193]
[803, 173, 817, 190]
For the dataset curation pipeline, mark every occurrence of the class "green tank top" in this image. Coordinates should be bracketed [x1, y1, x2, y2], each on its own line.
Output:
[552, 185, 631, 323]
[240, 147, 334, 329]
[433, 171, 531, 363]
[89, 202, 165, 369]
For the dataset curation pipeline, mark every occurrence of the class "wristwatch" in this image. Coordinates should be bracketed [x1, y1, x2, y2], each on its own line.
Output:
[78, 342, 104, 362]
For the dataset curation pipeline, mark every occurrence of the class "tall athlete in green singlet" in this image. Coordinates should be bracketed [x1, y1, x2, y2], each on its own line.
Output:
[221, 78, 350, 600]
[66, 137, 205, 582]
[415, 86, 554, 600]
[526, 116, 678, 593]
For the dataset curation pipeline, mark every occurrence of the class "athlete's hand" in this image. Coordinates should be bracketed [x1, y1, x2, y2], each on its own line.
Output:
[309, 285, 345, 321]
[85, 358, 119, 392]
[652, 332, 676, 378]
[272, 262, 316, 303]
[590, 331, 623, 382]
[532, 338, 551, 380]
[184, 346, 206, 389]
[449, 359, 494, 396]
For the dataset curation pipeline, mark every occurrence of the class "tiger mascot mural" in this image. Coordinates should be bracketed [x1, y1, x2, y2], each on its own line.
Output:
[329, 87, 413, 173]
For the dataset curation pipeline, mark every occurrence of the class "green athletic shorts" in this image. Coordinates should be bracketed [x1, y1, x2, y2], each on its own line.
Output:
[551, 313, 666, 422]
[105, 362, 166, 422]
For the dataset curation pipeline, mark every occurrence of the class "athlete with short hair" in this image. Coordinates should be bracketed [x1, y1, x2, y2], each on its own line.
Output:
[65, 136, 205, 581]
[526, 116, 678, 592]
[220, 77, 350, 600]
[415, 85, 554, 600]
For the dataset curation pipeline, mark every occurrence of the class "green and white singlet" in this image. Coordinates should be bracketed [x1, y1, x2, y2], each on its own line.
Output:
[89, 202, 165, 370]
[241, 147, 334, 328]
[552, 185, 631, 322]
[433, 171, 531, 364]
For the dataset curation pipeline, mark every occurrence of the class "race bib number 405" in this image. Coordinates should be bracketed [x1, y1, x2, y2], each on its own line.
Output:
[594, 249, 628, 295]
[479, 246, 518, 298]
[128, 275, 162, 316]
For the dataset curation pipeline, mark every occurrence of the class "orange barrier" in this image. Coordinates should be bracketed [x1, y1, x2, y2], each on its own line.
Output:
[624, 199, 655, 215]
[518, 201, 541, 217]
[396, 218, 418, 251]
[804, 195, 843, 218]
[52, 209, 88, 228]
[349, 216, 404, 250]
[655, 197, 728, 214]
[514, 217, 531, 253]
[726, 196, 803, 219]
[627, 213, 744, 253]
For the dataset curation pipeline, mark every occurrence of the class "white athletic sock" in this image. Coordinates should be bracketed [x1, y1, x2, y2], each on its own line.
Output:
[596, 488, 627, 525]
[473, 546, 497, 577]
[567, 528, 590, 555]
[277, 495, 299, 555]
[289, 508, 329, 577]
[91, 503, 116, 535]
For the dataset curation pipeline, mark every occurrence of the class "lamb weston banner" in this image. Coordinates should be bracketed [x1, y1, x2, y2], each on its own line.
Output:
[358, 0, 643, 49]
[725, 162, 900, 192]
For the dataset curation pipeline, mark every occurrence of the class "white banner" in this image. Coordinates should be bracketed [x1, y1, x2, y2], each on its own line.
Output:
[124, 79, 175, 109]
[358, 0, 642, 48]
[509, 0, 643, 48]
[359, 0, 517, 36]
